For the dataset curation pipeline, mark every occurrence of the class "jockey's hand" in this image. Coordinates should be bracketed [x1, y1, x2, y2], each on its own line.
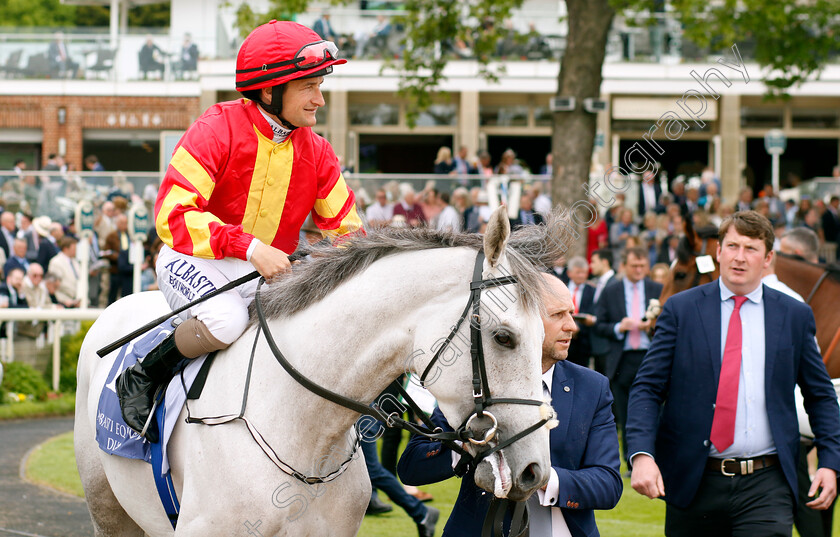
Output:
[251, 242, 291, 281]
[807, 468, 837, 510]
[631, 454, 665, 499]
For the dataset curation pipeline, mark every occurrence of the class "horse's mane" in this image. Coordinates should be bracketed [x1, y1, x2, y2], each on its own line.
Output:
[251, 212, 574, 321]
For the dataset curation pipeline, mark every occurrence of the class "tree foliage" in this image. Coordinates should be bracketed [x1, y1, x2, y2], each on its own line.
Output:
[618, 0, 840, 94]
[0, 0, 170, 28]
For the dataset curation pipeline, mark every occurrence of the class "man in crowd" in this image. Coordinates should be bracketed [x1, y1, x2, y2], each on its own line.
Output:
[365, 189, 393, 228]
[565, 256, 596, 369]
[47, 237, 81, 308]
[628, 211, 840, 536]
[594, 246, 662, 465]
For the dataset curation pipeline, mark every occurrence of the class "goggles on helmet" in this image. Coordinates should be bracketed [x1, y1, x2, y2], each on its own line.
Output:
[236, 40, 339, 89]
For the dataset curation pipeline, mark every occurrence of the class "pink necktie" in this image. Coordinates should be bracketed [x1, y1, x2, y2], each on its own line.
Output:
[629, 283, 641, 349]
[710, 296, 748, 452]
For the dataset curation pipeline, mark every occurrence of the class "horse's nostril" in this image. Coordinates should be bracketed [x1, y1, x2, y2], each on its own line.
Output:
[518, 462, 542, 489]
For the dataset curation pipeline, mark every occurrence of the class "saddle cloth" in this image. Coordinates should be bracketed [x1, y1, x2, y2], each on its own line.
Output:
[95, 321, 207, 474]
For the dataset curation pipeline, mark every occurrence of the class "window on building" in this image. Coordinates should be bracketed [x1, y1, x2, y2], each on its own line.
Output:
[740, 107, 783, 129]
[349, 103, 399, 126]
[791, 108, 839, 129]
[415, 103, 457, 126]
[479, 105, 529, 127]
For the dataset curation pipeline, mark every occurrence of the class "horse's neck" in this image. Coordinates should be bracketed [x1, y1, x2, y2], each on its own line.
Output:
[246, 247, 476, 454]
[775, 256, 825, 300]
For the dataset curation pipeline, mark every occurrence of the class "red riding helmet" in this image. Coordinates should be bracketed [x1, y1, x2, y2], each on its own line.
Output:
[236, 20, 346, 92]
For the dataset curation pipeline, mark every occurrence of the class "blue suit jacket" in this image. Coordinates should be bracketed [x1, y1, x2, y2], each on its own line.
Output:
[398, 360, 622, 537]
[593, 277, 663, 380]
[626, 280, 840, 509]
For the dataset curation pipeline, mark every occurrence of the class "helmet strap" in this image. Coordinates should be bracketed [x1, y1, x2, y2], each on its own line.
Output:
[256, 84, 298, 131]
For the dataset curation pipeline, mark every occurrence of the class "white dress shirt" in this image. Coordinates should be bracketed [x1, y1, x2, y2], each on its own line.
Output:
[712, 280, 774, 459]
[529, 365, 572, 537]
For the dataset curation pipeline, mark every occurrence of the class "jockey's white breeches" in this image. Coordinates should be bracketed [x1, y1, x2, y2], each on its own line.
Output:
[156, 245, 258, 345]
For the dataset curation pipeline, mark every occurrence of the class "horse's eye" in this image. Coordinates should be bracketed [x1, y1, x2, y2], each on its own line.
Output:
[493, 331, 515, 348]
[674, 271, 687, 280]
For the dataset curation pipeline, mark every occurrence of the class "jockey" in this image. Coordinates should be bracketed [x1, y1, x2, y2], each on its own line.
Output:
[118, 20, 364, 442]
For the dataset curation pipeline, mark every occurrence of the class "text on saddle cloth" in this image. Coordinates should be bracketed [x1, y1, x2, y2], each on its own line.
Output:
[96, 321, 207, 474]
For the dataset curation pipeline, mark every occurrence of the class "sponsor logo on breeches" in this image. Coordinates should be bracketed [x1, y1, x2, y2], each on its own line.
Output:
[163, 259, 218, 301]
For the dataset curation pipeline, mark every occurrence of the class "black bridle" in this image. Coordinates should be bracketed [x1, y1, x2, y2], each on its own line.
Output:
[219, 249, 553, 485]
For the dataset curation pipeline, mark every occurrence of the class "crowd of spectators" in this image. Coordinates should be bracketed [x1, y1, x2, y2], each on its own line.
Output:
[309, 13, 558, 61]
[0, 156, 163, 341]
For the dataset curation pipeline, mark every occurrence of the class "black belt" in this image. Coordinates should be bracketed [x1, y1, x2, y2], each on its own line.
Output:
[705, 454, 779, 476]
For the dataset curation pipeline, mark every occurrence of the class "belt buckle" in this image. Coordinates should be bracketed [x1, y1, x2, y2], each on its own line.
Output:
[721, 458, 736, 476]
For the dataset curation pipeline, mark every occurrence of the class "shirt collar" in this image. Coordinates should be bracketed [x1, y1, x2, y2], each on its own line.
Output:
[719, 278, 763, 304]
[258, 108, 293, 143]
[542, 365, 555, 395]
[600, 269, 614, 283]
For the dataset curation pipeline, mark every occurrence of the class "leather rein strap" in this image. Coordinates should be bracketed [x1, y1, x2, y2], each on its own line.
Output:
[240, 249, 550, 486]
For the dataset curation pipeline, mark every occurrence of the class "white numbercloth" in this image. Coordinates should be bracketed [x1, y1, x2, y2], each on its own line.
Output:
[156, 245, 258, 345]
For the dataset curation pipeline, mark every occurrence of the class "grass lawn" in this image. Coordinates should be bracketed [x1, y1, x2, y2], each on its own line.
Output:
[26, 430, 85, 497]
[24, 431, 840, 536]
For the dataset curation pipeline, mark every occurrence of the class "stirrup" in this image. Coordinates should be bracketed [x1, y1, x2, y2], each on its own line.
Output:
[140, 384, 166, 442]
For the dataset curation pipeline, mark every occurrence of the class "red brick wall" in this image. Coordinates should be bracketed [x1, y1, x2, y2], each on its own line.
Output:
[0, 95, 201, 168]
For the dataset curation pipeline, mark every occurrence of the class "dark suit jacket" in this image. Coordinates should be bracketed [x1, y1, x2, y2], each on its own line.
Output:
[638, 181, 662, 216]
[593, 277, 663, 380]
[35, 238, 59, 271]
[626, 280, 840, 509]
[3, 257, 28, 279]
[589, 274, 618, 360]
[568, 283, 596, 367]
[822, 209, 840, 244]
[0, 283, 27, 308]
[398, 361, 622, 537]
[0, 230, 12, 259]
[509, 210, 545, 229]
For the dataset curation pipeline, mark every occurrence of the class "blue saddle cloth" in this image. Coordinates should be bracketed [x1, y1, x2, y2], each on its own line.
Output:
[95, 322, 175, 462]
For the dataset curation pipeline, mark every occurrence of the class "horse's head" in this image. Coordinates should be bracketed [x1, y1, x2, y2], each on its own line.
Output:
[417, 207, 558, 501]
[659, 219, 720, 305]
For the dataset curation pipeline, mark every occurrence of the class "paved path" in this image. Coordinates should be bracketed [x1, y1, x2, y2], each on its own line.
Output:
[0, 417, 94, 537]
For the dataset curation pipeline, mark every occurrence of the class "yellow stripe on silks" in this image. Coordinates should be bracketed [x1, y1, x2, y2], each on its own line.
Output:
[314, 173, 350, 219]
[322, 204, 363, 239]
[170, 146, 215, 201]
[156, 185, 197, 246]
[242, 126, 294, 243]
[183, 210, 221, 258]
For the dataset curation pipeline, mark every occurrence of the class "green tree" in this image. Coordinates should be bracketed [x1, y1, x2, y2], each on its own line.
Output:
[0, 0, 76, 27]
[0, 0, 169, 28]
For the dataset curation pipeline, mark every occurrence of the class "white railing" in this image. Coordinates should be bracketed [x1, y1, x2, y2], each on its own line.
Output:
[0, 308, 104, 391]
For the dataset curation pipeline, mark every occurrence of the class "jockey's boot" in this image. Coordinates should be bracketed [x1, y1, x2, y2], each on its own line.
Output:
[117, 332, 185, 443]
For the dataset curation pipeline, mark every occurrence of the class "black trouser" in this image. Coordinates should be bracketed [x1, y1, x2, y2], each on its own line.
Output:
[609, 349, 646, 464]
[665, 465, 794, 537]
[795, 444, 835, 537]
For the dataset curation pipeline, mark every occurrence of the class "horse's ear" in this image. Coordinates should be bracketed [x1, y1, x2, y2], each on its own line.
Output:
[484, 206, 511, 268]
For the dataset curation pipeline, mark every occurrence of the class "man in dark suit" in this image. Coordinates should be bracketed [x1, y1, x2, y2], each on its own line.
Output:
[566, 256, 596, 369]
[638, 176, 662, 217]
[627, 211, 840, 536]
[398, 273, 622, 537]
[3, 238, 29, 278]
[589, 248, 617, 376]
[0, 211, 18, 259]
[593, 246, 662, 465]
[509, 194, 545, 229]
